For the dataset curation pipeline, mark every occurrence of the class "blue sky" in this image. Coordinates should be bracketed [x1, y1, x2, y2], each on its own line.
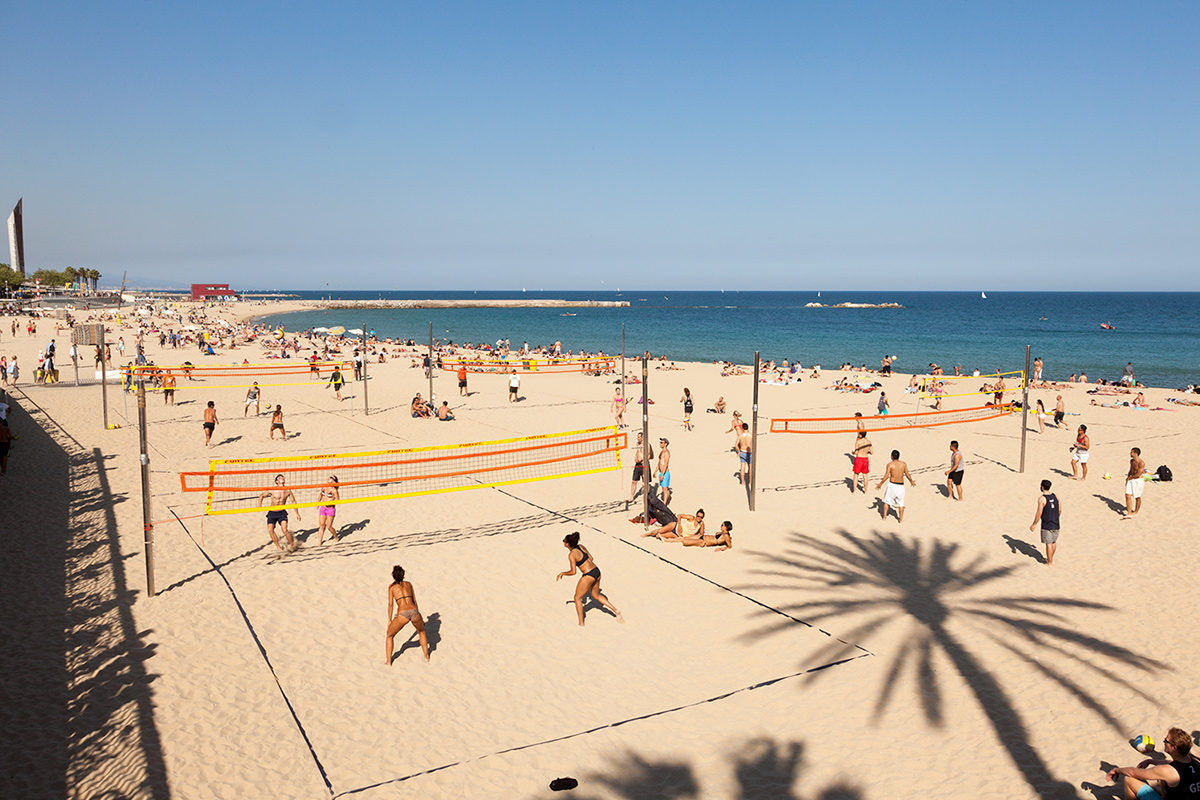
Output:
[3, 2, 1198, 290]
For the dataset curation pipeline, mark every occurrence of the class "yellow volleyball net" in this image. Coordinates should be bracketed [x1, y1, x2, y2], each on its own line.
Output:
[771, 404, 1015, 435]
[441, 356, 615, 374]
[179, 425, 627, 515]
[918, 370, 1025, 400]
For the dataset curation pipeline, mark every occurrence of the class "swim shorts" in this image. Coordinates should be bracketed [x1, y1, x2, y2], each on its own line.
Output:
[1040, 527, 1059, 544]
[317, 506, 336, 517]
[1125, 478, 1143, 498]
[659, 470, 671, 488]
[632, 464, 644, 481]
[852, 456, 869, 474]
[459, 379, 467, 388]
[883, 482, 906, 507]
[203, 422, 215, 432]
[266, 509, 287, 525]
[1053, 411, 1064, 424]
[739, 450, 751, 465]
[948, 470, 963, 486]
[1072, 450, 1089, 464]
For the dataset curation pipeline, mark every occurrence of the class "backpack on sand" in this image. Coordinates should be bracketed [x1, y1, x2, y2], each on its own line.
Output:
[1156, 465, 1173, 482]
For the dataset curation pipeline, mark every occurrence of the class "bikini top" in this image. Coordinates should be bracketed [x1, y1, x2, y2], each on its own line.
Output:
[573, 548, 588, 567]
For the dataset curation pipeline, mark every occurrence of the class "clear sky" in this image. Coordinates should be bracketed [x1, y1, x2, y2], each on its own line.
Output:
[3, 2, 1198, 290]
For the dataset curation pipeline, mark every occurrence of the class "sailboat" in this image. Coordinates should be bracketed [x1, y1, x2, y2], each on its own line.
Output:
[818, 291, 821, 298]
[981, 291, 988, 299]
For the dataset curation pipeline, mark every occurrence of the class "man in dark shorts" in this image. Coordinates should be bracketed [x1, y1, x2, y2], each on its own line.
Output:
[259, 474, 300, 552]
[1054, 395, 1065, 428]
[457, 364, 468, 396]
[1029, 479, 1060, 566]
[627, 432, 652, 510]
[162, 370, 176, 406]
[508, 369, 520, 402]
[203, 401, 218, 447]
[944, 440, 964, 501]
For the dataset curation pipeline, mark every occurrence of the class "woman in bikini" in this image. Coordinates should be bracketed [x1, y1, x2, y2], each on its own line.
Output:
[556, 532, 624, 626]
[269, 404, 286, 439]
[642, 509, 705, 541]
[726, 411, 743, 451]
[385, 565, 429, 664]
[316, 476, 340, 545]
[681, 520, 734, 550]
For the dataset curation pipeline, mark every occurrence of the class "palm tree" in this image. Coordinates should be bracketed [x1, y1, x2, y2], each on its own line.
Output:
[739, 530, 1165, 800]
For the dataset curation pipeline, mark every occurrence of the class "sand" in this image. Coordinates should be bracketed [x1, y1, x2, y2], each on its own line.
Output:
[2, 300, 1197, 800]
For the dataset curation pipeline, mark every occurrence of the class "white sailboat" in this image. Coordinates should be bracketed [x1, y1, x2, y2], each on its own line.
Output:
[981, 291, 987, 299]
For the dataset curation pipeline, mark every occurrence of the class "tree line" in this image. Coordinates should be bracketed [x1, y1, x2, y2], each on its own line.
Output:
[0, 264, 102, 292]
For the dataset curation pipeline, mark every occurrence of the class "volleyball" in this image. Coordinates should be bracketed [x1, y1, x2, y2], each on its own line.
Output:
[1103, 472, 1112, 479]
[1134, 734, 1154, 753]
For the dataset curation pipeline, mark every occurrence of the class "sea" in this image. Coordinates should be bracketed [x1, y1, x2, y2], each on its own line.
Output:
[253, 291, 1200, 389]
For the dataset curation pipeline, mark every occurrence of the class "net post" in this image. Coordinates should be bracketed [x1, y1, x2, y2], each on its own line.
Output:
[100, 327, 109, 430]
[750, 351, 759, 511]
[641, 353, 649, 531]
[137, 377, 156, 597]
[620, 323, 625, 406]
[361, 320, 368, 416]
[72, 344, 79, 386]
[1019, 345, 1031, 473]
[428, 321, 434, 406]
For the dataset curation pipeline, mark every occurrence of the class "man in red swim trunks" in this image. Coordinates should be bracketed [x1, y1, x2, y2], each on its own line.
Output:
[852, 430, 872, 493]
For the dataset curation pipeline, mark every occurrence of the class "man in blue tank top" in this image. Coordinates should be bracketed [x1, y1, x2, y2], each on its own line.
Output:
[1106, 726, 1200, 799]
[1029, 479, 1061, 566]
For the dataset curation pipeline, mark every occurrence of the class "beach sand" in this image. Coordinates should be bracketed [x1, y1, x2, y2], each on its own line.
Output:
[2, 300, 1197, 799]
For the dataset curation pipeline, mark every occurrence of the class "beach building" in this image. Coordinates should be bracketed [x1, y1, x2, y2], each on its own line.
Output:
[190, 282, 237, 301]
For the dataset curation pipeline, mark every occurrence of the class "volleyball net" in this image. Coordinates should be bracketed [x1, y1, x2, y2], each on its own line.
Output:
[179, 425, 627, 515]
[123, 361, 349, 390]
[770, 404, 1015, 435]
[919, 370, 1024, 400]
[441, 356, 615, 374]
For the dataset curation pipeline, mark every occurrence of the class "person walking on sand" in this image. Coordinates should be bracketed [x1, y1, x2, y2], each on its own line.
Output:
[1035, 399, 1046, 434]
[945, 440, 964, 501]
[508, 369, 520, 402]
[876, 391, 889, 416]
[316, 476, 340, 544]
[681, 388, 694, 431]
[556, 532, 624, 626]
[1029, 479, 1061, 566]
[875, 450, 915, 522]
[736, 422, 753, 485]
[259, 474, 300, 552]
[457, 363, 468, 396]
[852, 430, 872, 493]
[1124, 447, 1145, 518]
[269, 405, 287, 440]
[202, 400, 218, 447]
[1070, 424, 1090, 480]
[1054, 394, 1066, 428]
[726, 411, 744, 450]
[611, 388, 626, 428]
[656, 437, 672, 505]
[327, 364, 345, 401]
[244, 381, 262, 416]
[627, 432, 652, 509]
[385, 565, 430, 664]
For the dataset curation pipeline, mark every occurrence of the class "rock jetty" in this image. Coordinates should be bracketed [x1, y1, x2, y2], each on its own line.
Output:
[305, 299, 628, 310]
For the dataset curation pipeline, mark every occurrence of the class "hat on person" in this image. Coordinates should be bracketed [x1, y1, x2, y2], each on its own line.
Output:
[659, 437, 669, 444]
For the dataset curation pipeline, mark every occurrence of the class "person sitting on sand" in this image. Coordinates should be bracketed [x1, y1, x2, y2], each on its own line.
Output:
[411, 395, 432, 418]
[437, 401, 454, 421]
[642, 508, 705, 541]
[556, 532, 624, 627]
[1133, 392, 1147, 407]
[385, 565, 429, 664]
[1104, 726, 1199, 799]
[711, 395, 726, 413]
[681, 520, 733, 549]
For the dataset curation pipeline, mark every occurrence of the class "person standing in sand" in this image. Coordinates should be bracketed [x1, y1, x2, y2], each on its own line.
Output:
[611, 389, 626, 428]
[945, 440, 964, 501]
[508, 369, 520, 402]
[656, 437, 672, 505]
[876, 392, 889, 416]
[726, 411, 744, 450]
[875, 450, 915, 522]
[1070, 424, 1090, 480]
[556, 532, 624, 626]
[737, 423, 752, 486]
[627, 432, 652, 509]
[852, 430, 872, 493]
[1054, 395, 1066, 428]
[269, 404, 287, 439]
[316, 476, 340, 544]
[385, 565, 429, 664]
[259, 474, 300, 552]
[681, 388, 694, 431]
[1029, 479, 1061, 566]
[457, 364, 468, 396]
[1124, 447, 1145, 518]
[244, 381, 262, 416]
[202, 400, 218, 447]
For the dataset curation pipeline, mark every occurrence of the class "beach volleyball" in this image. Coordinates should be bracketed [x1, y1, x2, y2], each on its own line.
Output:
[1134, 734, 1154, 753]
[1103, 472, 1112, 479]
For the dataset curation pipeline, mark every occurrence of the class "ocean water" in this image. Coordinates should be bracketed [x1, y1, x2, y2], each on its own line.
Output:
[254, 291, 1200, 388]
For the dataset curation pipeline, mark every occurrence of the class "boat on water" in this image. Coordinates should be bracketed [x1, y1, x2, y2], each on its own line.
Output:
[981, 291, 988, 299]
[560, 313, 576, 317]
[1101, 322, 1116, 330]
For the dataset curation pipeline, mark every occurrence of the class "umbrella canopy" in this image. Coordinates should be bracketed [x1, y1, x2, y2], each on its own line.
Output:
[312, 326, 329, 333]
[328, 326, 346, 336]
[348, 328, 364, 335]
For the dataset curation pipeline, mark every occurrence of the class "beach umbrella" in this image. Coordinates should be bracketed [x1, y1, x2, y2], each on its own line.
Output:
[348, 328, 363, 335]
[313, 326, 329, 333]
[328, 326, 346, 336]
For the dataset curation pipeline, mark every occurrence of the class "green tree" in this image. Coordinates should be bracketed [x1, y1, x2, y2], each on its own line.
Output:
[0, 263, 22, 292]
[32, 268, 70, 286]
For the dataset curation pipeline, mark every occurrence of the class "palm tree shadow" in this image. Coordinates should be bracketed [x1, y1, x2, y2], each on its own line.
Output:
[737, 529, 1167, 800]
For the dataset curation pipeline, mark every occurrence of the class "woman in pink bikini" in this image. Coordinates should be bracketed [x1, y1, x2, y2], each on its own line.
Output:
[385, 565, 429, 665]
[316, 476, 340, 545]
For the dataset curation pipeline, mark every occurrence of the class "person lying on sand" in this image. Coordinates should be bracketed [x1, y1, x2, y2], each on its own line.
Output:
[642, 508, 704, 541]
[681, 520, 733, 549]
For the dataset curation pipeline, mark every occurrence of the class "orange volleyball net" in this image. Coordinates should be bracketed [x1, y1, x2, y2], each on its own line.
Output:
[179, 425, 626, 516]
[122, 361, 349, 389]
[770, 404, 1015, 435]
[441, 356, 615, 374]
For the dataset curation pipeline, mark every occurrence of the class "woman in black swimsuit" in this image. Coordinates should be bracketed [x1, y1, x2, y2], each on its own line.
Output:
[385, 565, 429, 664]
[556, 532, 624, 626]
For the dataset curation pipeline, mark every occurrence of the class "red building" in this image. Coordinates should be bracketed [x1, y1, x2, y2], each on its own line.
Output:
[190, 283, 237, 301]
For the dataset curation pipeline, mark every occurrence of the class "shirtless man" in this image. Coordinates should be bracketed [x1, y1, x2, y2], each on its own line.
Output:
[202, 401, 218, 447]
[736, 423, 752, 486]
[258, 474, 300, 552]
[1053, 395, 1066, 428]
[945, 440, 964, 501]
[627, 432, 652, 509]
[851, 430, 872, 493]
[1123, 446, 1145, 517]
[875, 449, 916, 522]
[1070, 424, 1090, 480]
[656, 437, 672, 505]
[244, 381, 262, 416]
[992, 372, 1006, 406]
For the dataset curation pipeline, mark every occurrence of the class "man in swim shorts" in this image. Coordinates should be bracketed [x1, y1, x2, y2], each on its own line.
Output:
[656, 437, 672, 505]
[1070, 424, 1090, 480]
[1054, 395, 1065, 428]
[1123, 446, 1145, 517]
[737, 423, 752, 486]
[508, 369, 520, 402]
[945, 440, 964, 501]
[457, 364, 468, 396]
[1029, 479, 1060, 566]
[877, 392, 889, 415]
[852, 430, 872, 493]
[202, 400, 218, 447]
[162, 370, 176, 405]
[875, 450, 915, 522]
[259, 474, 300, 552]
[627, 432, 652, 510]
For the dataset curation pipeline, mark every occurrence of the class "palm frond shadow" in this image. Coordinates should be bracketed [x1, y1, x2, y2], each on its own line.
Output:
[737, 529, 1167, 800]
[542, 737, 862, 800]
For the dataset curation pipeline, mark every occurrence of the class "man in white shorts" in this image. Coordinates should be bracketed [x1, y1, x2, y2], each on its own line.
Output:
[1123, 446, 1145, 517]
[875, 449, 916, 522]
[1070, 424, 1090, 480]
[244, 381, 262, 417]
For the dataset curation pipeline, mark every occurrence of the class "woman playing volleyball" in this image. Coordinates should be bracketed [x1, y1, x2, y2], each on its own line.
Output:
[556, 532, 624, 626]
[315, 476, 340, 545]
[385, 565, 429, 665]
